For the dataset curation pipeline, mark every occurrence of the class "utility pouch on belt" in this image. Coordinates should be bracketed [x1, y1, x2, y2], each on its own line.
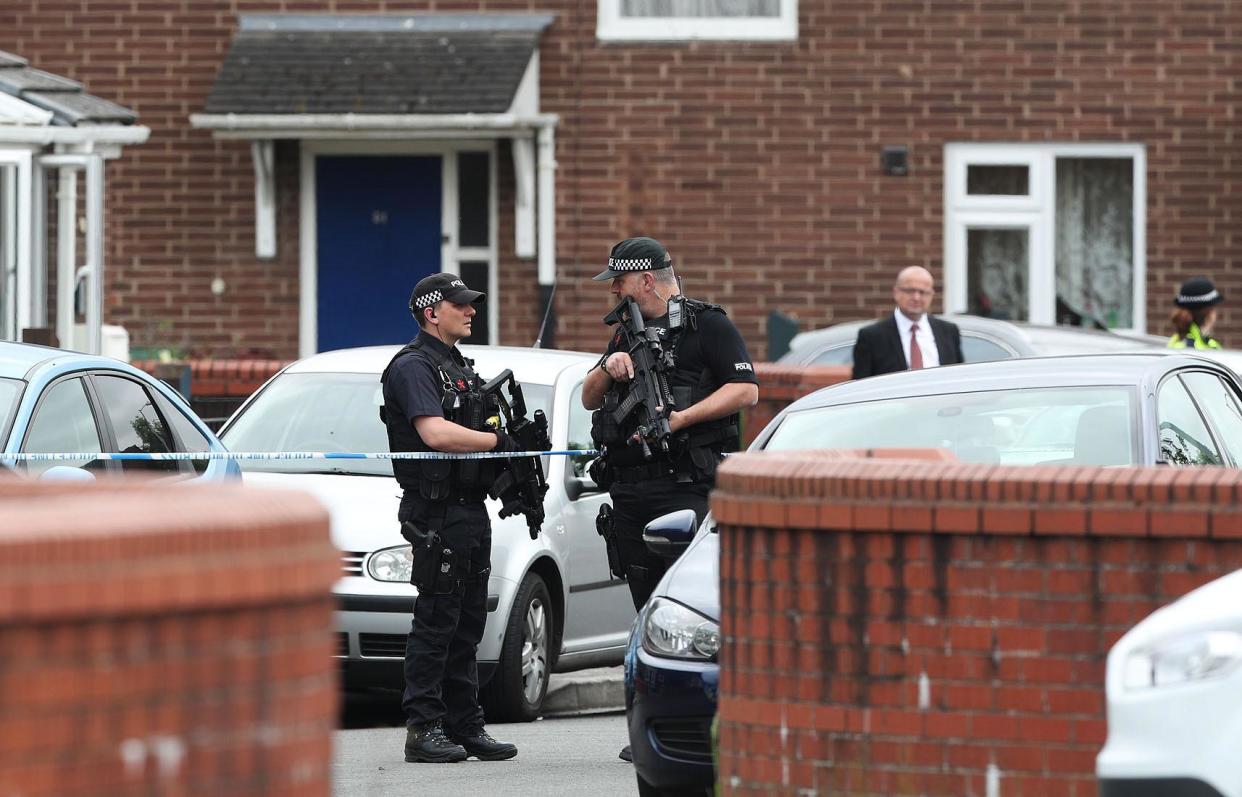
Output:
[595, 504, 625, 581]
[402, 520, 456, 595]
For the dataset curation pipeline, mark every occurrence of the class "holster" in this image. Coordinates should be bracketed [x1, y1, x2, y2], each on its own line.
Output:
[595, 503, 625, 581]
[401, 520, 457, 595]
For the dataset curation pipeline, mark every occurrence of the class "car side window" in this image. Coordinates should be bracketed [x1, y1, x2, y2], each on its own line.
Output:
[1180, 371, 1242, 467]
[22, 377, 104, 477]
[811, 344, 853, 366]
[567, 383, 595, 480]
[152, 389, 212, 474]
[960, 335, 1012, 363]
[1157, 375, 1223, 466]
[91, 375, 180, 474]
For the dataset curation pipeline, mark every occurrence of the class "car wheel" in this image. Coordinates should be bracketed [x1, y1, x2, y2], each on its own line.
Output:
[481, 573, 551, 722]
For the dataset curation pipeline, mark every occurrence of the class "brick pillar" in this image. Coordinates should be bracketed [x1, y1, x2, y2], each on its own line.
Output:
[0, 479, 338, 797]
[711, 451, 1242, 796]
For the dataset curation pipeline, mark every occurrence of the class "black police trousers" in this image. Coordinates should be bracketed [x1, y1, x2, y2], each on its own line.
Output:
[399, 493, 491, 734]
[609, 479, 710, 611]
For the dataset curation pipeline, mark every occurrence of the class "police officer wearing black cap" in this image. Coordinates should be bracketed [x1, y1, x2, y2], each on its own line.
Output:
[1168, 276, 1225, 350]
[582, 236, 759, 609]
[381, 272, 520, 764]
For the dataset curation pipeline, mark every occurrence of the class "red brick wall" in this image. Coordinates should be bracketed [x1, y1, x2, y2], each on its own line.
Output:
[4, 2, 1239, 358]
[0, 478, 338, 796]
[711, 451, 1242, 796]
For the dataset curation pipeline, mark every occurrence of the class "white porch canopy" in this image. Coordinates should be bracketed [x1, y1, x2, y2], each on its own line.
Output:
[0, 53, 150, 354]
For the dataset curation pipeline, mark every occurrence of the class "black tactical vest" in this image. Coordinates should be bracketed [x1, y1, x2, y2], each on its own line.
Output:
[591, 299, 740, 482]
[380, 338, 498, 500]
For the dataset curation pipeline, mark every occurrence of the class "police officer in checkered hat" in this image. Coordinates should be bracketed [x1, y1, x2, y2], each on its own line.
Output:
[1168, 276, 1225, 350]
[581, 236, 760, 760]
[380, 272, 519, 764]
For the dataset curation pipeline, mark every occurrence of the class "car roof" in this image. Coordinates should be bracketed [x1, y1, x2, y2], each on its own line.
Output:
[281, 343, 596, 384]
[781, 314, 1163, 362]
[783, 352, 1223, 412]
[0, 340, 131, 380]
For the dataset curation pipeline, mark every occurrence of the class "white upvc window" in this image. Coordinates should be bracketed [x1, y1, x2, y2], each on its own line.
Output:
[944, 143, 1147, 334]
[597, 0, 797, 41]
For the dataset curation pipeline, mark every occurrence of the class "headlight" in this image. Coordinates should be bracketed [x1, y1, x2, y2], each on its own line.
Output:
[1123, 630, 1242, 691]
[367, 545, 413, 583]
[642, 598, 720, 660]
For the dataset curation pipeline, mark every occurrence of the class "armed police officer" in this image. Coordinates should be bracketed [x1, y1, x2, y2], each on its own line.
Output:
[381, 273, 521, 764]
[582, 236, 759, 612]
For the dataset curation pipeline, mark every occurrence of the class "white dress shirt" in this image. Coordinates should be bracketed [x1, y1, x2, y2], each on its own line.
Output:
[893, 309, 941, 369]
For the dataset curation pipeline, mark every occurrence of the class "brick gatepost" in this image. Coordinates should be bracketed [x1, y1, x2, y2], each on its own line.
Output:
[0, 478, 338, 797]
[712, 450, 1242, 796]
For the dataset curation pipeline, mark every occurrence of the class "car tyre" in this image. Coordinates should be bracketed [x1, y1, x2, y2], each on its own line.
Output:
[481, 572, 551, 722]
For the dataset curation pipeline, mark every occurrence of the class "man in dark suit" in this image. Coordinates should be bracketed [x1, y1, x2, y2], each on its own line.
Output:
[851, 266, 964, 379]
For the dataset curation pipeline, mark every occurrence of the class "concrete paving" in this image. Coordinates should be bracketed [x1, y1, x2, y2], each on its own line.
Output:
[542, 665, 625, 716]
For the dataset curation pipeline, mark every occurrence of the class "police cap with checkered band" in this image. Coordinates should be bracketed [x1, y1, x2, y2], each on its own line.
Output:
[592, 236, 673, 281]
[408, 272, 485, 316]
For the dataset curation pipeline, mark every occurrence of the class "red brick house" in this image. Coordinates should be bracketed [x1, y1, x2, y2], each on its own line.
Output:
[2, 2, 1236, 360]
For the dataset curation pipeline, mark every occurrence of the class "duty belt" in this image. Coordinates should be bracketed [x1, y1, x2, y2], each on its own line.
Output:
[612, 461, 674, 484]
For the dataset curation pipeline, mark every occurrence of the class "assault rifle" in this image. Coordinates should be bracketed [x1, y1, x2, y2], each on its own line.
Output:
[479, 369, 552, 539]
[602, 297, 676, 460]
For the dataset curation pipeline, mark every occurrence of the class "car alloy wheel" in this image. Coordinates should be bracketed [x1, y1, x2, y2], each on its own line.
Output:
[481, 572, 553, 722]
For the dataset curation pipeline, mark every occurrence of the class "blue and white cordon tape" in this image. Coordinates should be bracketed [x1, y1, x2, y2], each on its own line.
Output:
[4, 449, 597, 462]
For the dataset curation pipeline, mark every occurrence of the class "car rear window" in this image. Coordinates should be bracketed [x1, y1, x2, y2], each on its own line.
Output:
[764, 386, 1137, 466]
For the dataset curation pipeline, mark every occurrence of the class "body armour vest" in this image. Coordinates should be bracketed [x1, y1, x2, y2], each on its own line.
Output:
[591, 299, 740, 481]
[380, 338, 498, 500]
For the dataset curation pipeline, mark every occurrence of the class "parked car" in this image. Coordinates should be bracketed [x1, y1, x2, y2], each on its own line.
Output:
[777, 314, 1165, 368]
[218, 344, 633, 721]
[626, 352, 1242, 796]
[0, 340, 236, 481]
[1097, 565, 1242, 797]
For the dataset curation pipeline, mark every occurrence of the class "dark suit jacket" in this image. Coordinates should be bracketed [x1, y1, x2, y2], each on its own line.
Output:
[851, 314, 964, 380]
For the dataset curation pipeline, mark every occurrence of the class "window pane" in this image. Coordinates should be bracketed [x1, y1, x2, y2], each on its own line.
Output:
[153, 390, 212, 474]
[567, 384, 595, 479]
[1055, 157, 1133, 329]
[966, 228, 1028, 322]
[92, 375, 179, 473]
[967, 165, 1029, 196]
[960, 336, 1012, 364]
[1180, 372, 1242, 466]
[23, 378, 104, 477]
[1157, 376, 1221, 466]
[460, 261, 490, 344]
[458, 152, 489, 248]
[622, 0, 779, 16]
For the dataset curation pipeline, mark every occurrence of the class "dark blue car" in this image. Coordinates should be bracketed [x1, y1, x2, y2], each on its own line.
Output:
[625, 510, 720, 797]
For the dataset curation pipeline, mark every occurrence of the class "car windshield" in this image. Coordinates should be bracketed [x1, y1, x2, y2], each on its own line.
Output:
[0, 377, 22, 444]
[221, 372, 552, 476]
[764, 386, 1137, 466]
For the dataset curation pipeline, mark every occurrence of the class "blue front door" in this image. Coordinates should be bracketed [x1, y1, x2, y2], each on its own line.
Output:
[315, 155, 441, 352]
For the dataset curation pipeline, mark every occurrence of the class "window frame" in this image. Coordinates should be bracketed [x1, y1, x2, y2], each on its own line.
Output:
[943, 142, 1147, 334]
[596, 0, 798, 42]
[20, 373, 112, 476]
[1154, 370, 1226, 467]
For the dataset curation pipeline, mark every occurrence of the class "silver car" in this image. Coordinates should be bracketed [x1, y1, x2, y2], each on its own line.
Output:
[219, 344, 630, 721]
[777, 314, 1165, 367]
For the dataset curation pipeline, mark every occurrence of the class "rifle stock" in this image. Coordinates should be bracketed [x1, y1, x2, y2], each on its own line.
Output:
[480, 369, 551, 539]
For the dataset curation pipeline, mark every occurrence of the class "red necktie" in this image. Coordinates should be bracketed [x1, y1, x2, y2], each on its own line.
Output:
[909, 324, 924, 370]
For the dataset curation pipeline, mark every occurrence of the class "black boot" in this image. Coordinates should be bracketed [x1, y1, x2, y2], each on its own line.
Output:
[405, 720, 468, 763]
[449, 728, 518, 761]
[619, 744, 633, 762]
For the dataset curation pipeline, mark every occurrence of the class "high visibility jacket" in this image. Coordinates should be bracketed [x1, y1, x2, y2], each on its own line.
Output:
[1168, 322, 1222, 350]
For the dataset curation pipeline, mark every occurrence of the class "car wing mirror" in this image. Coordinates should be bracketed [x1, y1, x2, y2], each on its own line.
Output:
[642, 509, 699, 559]
[565, 473, 600, 501]
[39, 465, 97, 483]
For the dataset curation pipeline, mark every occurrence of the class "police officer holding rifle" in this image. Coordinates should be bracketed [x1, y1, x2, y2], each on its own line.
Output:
[582, 235, 759, 622]
[381, 272, 530, 764]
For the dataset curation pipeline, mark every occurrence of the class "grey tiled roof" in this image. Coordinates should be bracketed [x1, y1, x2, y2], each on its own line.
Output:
[0, 48, 137, 126]
[204, 14, 555, 115]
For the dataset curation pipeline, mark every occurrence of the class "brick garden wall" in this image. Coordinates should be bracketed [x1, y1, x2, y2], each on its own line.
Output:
[4, 2, 1241, 358]
[711, 451, 1242, 796]
[0, 478, 338, 796]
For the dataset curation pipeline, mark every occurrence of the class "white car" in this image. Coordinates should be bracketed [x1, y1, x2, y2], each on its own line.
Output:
[1097, 568, 1242, 797]
[219, 344, 634, 721]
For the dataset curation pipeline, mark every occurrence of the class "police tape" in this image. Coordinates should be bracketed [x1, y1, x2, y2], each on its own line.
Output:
[2, 449, 599, 462]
